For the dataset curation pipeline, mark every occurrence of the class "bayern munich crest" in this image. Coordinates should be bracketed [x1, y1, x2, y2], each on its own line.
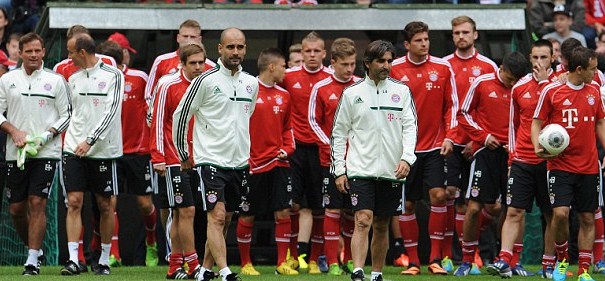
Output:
[125, 83, 132, 92]
[351, 194, 358, 206]
[428, 71, 438, 82]
[323, 195, 330, 206]
[175, 195, 183, 204]
[472, 66, 482, 77]
[208, 193, 217, 203]
[471, 187, 479, 197]
[98, 82, 106, 90]
[588, 95, 596, 106]
[275, 96, 283, 105]
[246, 85, 253, 94]
[44, 83, 52, 91]
[391, 94, 400, 103]
[240, 201, 250, 212]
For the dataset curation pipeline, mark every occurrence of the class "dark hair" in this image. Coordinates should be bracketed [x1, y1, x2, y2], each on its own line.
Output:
[96, 40, 123, 66]
[363, 40, 395, 72]
[179, 43, 206, 64]
[560, 38, 582, 61]
[66, 25, 89, 39]
[502, 51, 529, 80]
[18, 32, 43, 51]
[568, 47, 597, 72]
[531, 39, 553, 56]
[331, 37, 356, 61]
[74, 34, 96, 55]
[402, 21, 429, 43]
[257, 47, 284, 72]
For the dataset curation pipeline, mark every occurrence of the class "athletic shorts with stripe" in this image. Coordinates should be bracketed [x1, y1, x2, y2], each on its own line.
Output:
[6, 159, 57, 203]
[322, 167, 351, 210]
[446, 145, 472, 205]
[289, 143, 323, 210]
[61, 154, 118, 197]
[199, 165, 248, 212]
[239, 166, 292, 216]
[117, 154, 154, 195]
[349, 178, 403, 217]
[466, 147, 508, 204]
[506, 161, 551, 212]
[405, 150, 447, 202]
[548, 170, 601, 212]
[156, 166, 196, 208]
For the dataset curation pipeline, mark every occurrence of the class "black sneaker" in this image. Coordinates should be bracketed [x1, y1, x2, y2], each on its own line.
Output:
[22, 264, 40, 275]
[95, 264, 110, 275]
[78, 261, 88, 273]
[188, 265, 201, 280]
[351, 269, 365, 281]
[166, 268, 188, 280]
[37, 254, 46, 267]
[199, 270, 219, 281]
[372, 274, 383, 281]
[61, 260, 81, 275]
[225, 273, 241, 281]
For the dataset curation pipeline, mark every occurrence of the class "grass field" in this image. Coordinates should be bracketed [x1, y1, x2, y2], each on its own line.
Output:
[1, 265, 605, 280]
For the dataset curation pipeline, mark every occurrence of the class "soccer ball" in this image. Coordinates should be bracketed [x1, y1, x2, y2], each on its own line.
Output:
[538, 124, 570, 156]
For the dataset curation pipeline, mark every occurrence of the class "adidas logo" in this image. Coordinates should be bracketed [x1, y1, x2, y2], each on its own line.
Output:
[355, 97, 364, 104]
[104, 186, 112, 192]
[488, 91, 498, 98]
[522, 92, 531, 99]
[41, 188, 49, 194]
[213, 86, 222, 94]
[329, 93, 338, 100]
[145, 186, 153, 193]
[563, 99, 572, 106]
[9, 83, 15, 89]
[293, 82, 302, 89]
[401, 75, 409, 82]
[256, 97, 264, 104]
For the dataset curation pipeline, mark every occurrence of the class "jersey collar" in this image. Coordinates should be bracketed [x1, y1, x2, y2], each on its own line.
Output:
[217, 58, 242, 76]
[454, 48, 476, 60]
[303, 64, 323, 74]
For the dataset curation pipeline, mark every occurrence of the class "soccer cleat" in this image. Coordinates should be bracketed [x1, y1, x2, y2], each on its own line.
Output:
[351, 269, 365, 281]
[474, 251, 483, 268]
[308, 260, 321, 274]
[167, 268, 188, 280]
[428, 261, 448, 275]
[486, 259, 512, 278]
[224, 273, 242, 281]
[344, 260, 354, 274]
[95, 264, 111, 275]
[37, 254, 46, 268]
[540, 266, 554, 279]
[441, 256, 454, 273]
[553, 259, 569, 281]
[512, 264, 535, 276]
[470, 263, 482, 275]
[240, 263, 261, 275]
[145, 242, 159, 267]
[578, 270, 596, 281]
[275, 262, 299, 275]
[197, 270, 219, 281]
[22, 264, 40, 275]
[394, 253, 410, 267]
[328, 263, 343, 275]
[189, 265, 202, 279]
[454, 261, 472, 276]
[285, 256, 299, 270]
[78, 261, 88, 273]
[298, 253, 308, 270]
[61, 260, 81, 275]
[108, 254, 122, 267]
[593, 260, 605, 274]
[372, 273, 383, 281]
[318, 255, 329, 273]
[401, 264, 421, 275]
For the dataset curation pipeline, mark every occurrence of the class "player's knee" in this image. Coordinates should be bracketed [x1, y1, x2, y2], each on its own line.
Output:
[505, 207, 525, 221]
[578, 212, 596, 228]
[178, 206, 195, 219]
[8, 202, 26, 217]
[209, 209, 227, 227]
[28, 196, 46, 213]
[552, 207, 569, 221]
[429, 188, 448, 204]
[355, 211, 373, 230]
[465, 204, 481, 217]
[67, 196, 83, 211]
[372, 217, 389, 233]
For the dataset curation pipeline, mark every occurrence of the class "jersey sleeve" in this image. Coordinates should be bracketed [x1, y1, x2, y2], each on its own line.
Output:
[457, 79, 489, 144]
[308, 85, 329, 145]
[149, 81, 169, 165]
[330, 91, 352, 178]
[533, 87, 553, 121]
[508, 88, 521, 165]
[444, 66, 458, 142]
[401, 86, 418, 166]
[173, 76, 205, 162]
[50, 77, 72, 133]
[280, 97, 295, 157]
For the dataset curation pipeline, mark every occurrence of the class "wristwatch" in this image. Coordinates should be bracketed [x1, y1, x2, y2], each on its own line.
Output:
[86, 137, 95, 146]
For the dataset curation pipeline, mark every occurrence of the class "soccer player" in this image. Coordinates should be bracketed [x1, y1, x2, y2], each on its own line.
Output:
[150, 43, 207, 280]
[280, 31, 332, 273]
[236, 48, 297, 276]
[331, 39, 417, 281]
[1, 32, 70, 275]
[308, 37, 360, 275]
[390, 21, 457, 275]
[443, 16, 498, 273]
[531, 46, 605, 281]
[288, 43, 303, 68]
[487, 39, 556, 278]
[173, 27, 258, 281]
[453, 52, 527, 276]
[61, 33, 124, 276]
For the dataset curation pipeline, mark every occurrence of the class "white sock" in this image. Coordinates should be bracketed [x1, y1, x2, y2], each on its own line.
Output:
[68, 242, 79, 263]
[25, 249, 39, 266]
[200, 267, 209, 274]
[219, 267, 232, 281]
[38, 249, 44, 257]
[371, 271, 382, 281]
[99, 243, 111, 266]
[353, 267, 364, 274]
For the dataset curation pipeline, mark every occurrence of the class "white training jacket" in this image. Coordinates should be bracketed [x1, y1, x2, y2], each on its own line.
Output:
[330, 76, 417, 181]
[0, 64, 71, 161]
[64, 60, 124, 159]
[173, 58, 259, 169]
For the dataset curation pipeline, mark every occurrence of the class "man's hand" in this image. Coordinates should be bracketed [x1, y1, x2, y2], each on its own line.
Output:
[153, 163, 166, 177]
[485, 135, 501, 150]
[462, 141, 474, 160]
[556, 72, 569, 84]
[335, 175, 349, 193]
[535, 145, 557, 160]
[180, 158, 194, 171]
[394, 160, 411, 179]
[277, 151, 287, 160]
[74, 141, 91, 157]
[533, 61, 548, 82]
[440, 140, 454, 156]
[9, 129, 27, 148]
[597, 22, 604, 34]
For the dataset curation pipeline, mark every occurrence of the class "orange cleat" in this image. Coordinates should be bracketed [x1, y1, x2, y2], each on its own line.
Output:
[394, 253, 410, 267]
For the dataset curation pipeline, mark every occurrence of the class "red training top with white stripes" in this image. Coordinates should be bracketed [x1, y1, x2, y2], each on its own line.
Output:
[249, 79, 295, 174]
[122, 65, 150, 154]
[534, 81, 605, 174]
[391, 54, 458, 152]
[308, 75, 361, 167]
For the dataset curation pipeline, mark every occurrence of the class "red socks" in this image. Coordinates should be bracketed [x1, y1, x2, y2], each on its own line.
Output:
[289, 211, 299, 258]
[498, 250, 513, 265]
[542, 255, 556, 272]
[143, 206, 158, 245]
[455, 211, 465, 243]
[78, 229, 86, 264]
[236, 219, 254, 266]
[310, 215, 324, 262]
[578, 250, 592, 275]
[462, 240, 478, 263]
[275, 217, 291, 265]
[323, 212, 340, 265]
[511, 243, 523, 266]
[443, 200, 455, 258]
[555, 241, 569, 262]
[399, 214, 420, 265]
[594, 209, 604, 262]
[168, 252, 183, 275]
[429, 204, 447, 262]
[184, 251, 199, 275]
[342, 214, 354, 262]
[111, 212, 121, 260]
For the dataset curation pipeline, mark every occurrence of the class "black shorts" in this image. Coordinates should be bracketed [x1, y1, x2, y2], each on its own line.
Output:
[548, 170, 600, 212]
[61, 154, 118, 197]
[466, 147, 508, 204]
[117, 154, 154, 196]
[240, 167, 292, 216]
[506, 161, 550, 212]
[322, 167, 351, 210]
[157, 166, 196, 208]
[349, 178, 403, 217]
[200, 165, 248, 212]
[405, 150, 447, 202]
[6, 159, 58, 203]
[446, 146, 473, 205]
[290, 143, 323, 210]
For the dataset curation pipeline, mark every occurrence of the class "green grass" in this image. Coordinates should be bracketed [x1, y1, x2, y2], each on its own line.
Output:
[1, 265, 605, 280]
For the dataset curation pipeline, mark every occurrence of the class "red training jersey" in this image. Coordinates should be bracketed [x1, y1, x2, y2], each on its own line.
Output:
[53, 54, 117, 80]
[458, 72, 511, 153]
[122, 65, 150, 154]
[308, 75, 361, 167]
[391, 54, 458, 152]
[149, 70, 194, 166]
[280, 64, 333, 144]
[534, 81, 605, 174]
[444, 49, 498, 145]
[249, 79, 295, 174]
